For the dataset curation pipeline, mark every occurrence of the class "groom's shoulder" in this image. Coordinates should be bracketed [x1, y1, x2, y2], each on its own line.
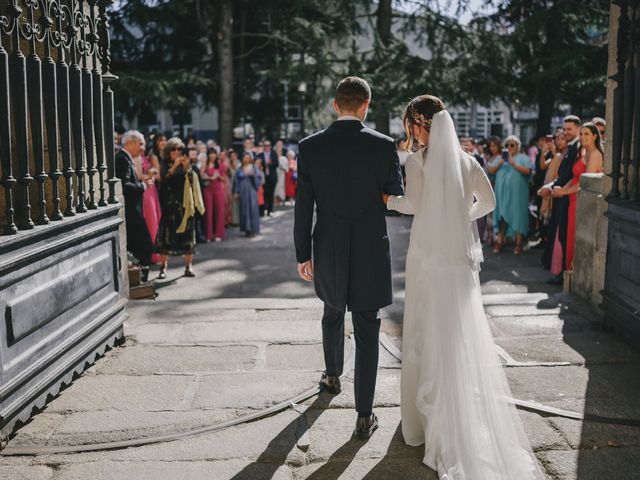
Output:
[300, 129, 327, 146]
[361, 126, 394, 145]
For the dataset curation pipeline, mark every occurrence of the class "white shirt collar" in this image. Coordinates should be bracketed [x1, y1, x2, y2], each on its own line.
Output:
[336, 115, 362, 122]
[569, 135, 579, 145]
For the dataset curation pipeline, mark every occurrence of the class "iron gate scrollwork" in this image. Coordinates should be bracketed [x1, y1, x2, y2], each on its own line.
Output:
[0, 0, 119, 234]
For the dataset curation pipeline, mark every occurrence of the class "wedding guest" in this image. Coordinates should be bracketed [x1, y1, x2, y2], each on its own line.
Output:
[538, 130, 568, 239]
[490, 135, 532, 255]
[228, 149, 240, 225]
[539, 115, 581, 283]
[551, 122, 603, 272]
[483, 136, 503, 243]
[219, 149, 233, 227]
[255, 157, 266, 216]
[592, 117, 606, 143]
[156, 139, 204, 278]
[275, 139, 288, 206]
[201, 148, 227, 242]
[259, 139, 278, 216]
[233, 152, 261, 237]
[285, 149, 298, 202]
[149, 133, 166, 175]
[116, 130, 154, 282]
[141, 146, 162, 265]
[243, 138, 254, 159]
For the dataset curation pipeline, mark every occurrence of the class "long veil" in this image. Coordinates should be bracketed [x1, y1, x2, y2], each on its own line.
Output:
[401, 110, 545, 479]
[410, 110, 483, 270]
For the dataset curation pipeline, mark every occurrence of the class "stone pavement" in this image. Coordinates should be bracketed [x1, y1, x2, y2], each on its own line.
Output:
[2, 207, 640, 480]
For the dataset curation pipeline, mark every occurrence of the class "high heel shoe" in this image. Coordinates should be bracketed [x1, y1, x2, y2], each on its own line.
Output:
[158, 265, 167, 280]
[184, 265, 196, 277]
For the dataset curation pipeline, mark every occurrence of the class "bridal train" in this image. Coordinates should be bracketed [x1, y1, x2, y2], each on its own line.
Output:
[387, 109, 544, 479]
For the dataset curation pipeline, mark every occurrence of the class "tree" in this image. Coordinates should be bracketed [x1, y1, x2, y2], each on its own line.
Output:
[461, 0, 609, 135]
[217, 0, 234, 147]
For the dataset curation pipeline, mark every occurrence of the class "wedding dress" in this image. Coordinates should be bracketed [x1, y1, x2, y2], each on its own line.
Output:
[387, 111, 544, 480]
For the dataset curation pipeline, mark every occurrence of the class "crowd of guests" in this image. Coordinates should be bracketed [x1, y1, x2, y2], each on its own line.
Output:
[115, 131, 299, 281]
[116, 114, 604, 286]
[461, 115, 605, 285]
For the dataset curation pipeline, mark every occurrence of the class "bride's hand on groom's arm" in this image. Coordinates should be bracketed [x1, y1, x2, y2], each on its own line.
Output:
[297, 260, 314, 282]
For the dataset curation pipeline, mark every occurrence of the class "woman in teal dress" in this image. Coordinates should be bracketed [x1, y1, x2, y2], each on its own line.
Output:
[489, 135, 531, 255]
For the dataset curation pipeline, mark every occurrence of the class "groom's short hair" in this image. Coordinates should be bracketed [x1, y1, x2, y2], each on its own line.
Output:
[335, 76, 371, 111]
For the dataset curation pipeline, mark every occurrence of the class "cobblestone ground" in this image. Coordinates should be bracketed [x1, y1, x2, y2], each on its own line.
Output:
[2, 207, 640, 480]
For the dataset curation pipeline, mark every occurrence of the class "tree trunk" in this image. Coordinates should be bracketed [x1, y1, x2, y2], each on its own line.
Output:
[218, 0, 234, 148]
[234, 7, 247, 127]
[536, 89, 555, 138]
[374, 0, 392, 136]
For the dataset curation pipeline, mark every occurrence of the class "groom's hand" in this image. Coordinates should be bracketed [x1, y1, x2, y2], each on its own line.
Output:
[297, 260, 314, 282]
[381, 193, 390, 205]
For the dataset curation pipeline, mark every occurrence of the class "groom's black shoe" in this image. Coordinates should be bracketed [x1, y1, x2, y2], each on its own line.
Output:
[354, 413, 379, 439]
[319, 372, 341, 395]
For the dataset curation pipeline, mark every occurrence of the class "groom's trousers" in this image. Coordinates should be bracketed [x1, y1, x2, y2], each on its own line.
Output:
[322, 304, 380, 417]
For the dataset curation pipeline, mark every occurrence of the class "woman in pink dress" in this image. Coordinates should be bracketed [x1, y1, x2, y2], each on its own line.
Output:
[285, 150, 298, 201]
[201, 149, 227, 241]
[135, 149, 162, 264]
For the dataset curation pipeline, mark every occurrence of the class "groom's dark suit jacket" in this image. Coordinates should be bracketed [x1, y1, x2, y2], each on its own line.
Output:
[294, 120, 404, 312]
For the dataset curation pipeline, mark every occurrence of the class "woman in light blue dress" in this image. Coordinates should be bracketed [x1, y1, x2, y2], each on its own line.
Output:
[232, 152, 261, 237]
[488, 135, 531, 254]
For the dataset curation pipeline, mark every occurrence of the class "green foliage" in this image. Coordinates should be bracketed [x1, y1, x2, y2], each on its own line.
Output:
[108, 0, 609, 137]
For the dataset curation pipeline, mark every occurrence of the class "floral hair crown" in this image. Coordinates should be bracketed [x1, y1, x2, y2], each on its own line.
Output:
[409, 103, 433, 130]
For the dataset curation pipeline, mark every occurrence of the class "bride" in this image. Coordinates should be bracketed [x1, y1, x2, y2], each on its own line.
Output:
[383, 95, 544, 480]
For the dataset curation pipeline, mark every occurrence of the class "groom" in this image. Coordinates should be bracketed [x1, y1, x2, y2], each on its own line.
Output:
[294, 76, 404, 438]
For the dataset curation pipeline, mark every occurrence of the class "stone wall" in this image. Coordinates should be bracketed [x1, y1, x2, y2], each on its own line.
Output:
[570, 3, 618, 310]
[572, 174, 607, 306]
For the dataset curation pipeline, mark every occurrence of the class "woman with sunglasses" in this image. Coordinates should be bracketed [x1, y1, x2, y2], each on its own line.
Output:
[491, 135, 532, 254]
[155, 139, 204, 278]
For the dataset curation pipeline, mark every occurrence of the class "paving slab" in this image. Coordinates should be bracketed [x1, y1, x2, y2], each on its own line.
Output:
[92, 345, 258, 375]
[132, 320, 322, 344]
[539, 448, 640, 480]
[14, 410, 238, 447]
[293, 457, 439, 480]
[0, 466, 54, 480]
[548, 417, 640, 450]
[43, 375, 194, 413]
[192, 371, 319, 410]
[489, 314, 594, 337]
[54, 460, 293, 480]
[28, 409, 303, 465]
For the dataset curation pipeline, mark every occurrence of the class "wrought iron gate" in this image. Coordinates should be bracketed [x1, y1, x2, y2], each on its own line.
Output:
[603, 1, 640, 348]
[0, 0, 126, 446]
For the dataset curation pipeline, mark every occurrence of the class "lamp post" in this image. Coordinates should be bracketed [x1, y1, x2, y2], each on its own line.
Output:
[298, 82, 306, 138]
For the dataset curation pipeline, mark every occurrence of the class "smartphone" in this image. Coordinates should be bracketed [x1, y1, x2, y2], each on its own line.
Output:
[501, 149, 509, 162]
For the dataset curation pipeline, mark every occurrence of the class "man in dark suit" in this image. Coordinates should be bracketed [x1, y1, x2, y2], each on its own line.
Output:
[539, 115, 581, 283]
[259, 139, 278, 216]
[116, 130, 153, 282]
[294, 77, 404, 439]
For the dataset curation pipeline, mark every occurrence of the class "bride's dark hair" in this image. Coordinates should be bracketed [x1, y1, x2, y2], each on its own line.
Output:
[402, 94, 445, 151]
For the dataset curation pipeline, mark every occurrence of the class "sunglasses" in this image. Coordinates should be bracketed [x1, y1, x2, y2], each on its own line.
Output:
[505, 143, 517, 148]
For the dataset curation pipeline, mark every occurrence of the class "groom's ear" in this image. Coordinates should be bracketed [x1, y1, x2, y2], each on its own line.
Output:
[332, 98, 341, 115]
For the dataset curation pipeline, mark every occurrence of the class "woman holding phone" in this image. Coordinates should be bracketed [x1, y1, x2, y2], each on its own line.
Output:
[490, 135, 532, 254]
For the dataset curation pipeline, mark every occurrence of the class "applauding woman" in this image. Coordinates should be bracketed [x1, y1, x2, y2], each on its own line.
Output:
[489, 135, 532, 255]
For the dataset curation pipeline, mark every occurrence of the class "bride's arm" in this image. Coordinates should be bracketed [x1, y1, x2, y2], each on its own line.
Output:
[469, 160, 496, 221]
[386, 155, 422, 215]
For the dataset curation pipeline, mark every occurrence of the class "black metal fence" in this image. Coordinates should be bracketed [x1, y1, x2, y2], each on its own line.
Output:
[0, 0, 118, 236]
[609, 0, 640, 203]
